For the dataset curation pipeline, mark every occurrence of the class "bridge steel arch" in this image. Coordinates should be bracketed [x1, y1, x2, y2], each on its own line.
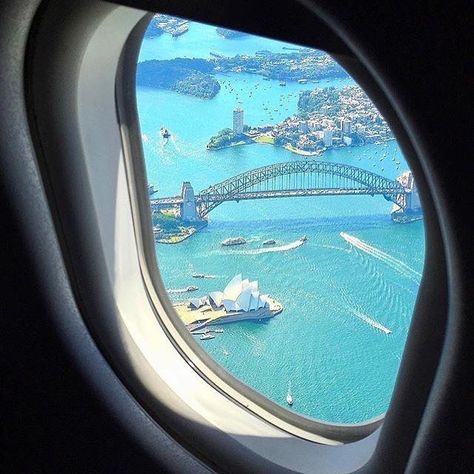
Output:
[197, 161, 405, 217]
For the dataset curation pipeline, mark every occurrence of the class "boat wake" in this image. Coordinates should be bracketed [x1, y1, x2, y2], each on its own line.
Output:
[167, 287, 194, 294]
[242, 239, 306, 255]
[351, 308, 392, 334]
[340, 232, 421, 284]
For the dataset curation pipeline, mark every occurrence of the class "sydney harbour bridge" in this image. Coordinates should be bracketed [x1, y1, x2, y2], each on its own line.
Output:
[150, 161, 418, 220]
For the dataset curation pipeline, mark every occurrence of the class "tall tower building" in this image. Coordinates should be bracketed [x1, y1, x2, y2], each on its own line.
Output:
[323, 129, 333, 147]
[342, 118, 352, 135]
[233, 108, 244, 134]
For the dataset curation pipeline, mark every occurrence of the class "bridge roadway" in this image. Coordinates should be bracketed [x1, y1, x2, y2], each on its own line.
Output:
[149, 161, 408, 218]
[152, 187, 404, 205]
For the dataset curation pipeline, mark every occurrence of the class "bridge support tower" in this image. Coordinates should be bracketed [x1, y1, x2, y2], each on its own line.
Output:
[179, 181, 199, 221]
[392, 171, 423, 222]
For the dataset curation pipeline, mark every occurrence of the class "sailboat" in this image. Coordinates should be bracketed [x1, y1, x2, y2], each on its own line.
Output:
[286, 382, 294, 406]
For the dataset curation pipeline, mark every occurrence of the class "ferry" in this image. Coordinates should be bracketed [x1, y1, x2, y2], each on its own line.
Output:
[160, 127, 171, 139]
[148, 184, 158, 196]
[286, 382, 294, 406]
[221, 237, 247, 246]
[200, 333, 215, 341]
[262, 239, 276, 246]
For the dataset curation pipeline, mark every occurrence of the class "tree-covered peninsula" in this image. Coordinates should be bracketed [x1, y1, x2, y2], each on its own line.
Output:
[137, 49, 348, 100]
[207, 127, 253, 150]
[136, 59, 221, 99]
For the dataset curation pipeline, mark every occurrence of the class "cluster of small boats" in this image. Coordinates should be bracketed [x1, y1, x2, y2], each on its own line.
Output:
[191, 273, 216, 279]
[167, 285, 199, 294]
[221, 235, 307, 247]
[195, 328, 224, 341]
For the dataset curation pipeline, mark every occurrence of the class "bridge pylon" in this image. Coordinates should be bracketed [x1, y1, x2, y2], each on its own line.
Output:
[179, 181, 200, 221]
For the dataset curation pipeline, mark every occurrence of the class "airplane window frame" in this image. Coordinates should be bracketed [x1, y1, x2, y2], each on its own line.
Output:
[120, 13, 394, 442]
[24, 1, 449, 472]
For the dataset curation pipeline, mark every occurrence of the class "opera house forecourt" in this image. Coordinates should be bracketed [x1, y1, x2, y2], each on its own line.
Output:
[174, 274, 283, 332]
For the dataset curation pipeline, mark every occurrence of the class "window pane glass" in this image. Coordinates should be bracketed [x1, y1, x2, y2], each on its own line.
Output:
[136, 15, 425, 424]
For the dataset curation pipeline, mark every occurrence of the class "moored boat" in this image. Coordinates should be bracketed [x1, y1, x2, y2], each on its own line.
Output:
[221, 237, 247, 246]
[286, 382, 294, 406]
[262, 239, 276, 246]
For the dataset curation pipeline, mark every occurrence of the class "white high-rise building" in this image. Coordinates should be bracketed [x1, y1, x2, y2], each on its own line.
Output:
[342, 118, 352, 135]
[233, 108, 244, 134]
[323, 129, 333, 147]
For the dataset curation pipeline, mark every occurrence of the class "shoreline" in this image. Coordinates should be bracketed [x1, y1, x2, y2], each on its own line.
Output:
[155, 220, 208, 244]
[207, 135, 389, 158]
[173, 296, 283, 331]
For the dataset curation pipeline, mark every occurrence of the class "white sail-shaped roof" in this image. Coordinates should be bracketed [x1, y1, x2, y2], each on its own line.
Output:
[223, 299, 240, 312]
[209, 291, 224, 307]
[235, 285, 252, 312]
[201, 275, 270, 314]
[190, 298, 206, 309]
[249, 291, 259, 311]
[259, 294, 270, 308]
[223, 274, 242, 301]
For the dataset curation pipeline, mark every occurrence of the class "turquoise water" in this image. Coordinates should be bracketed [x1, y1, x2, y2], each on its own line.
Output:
[136, 22, 425, 423]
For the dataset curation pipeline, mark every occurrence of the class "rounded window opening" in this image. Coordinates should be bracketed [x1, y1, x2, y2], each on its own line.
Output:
[136, 14, 425, 424]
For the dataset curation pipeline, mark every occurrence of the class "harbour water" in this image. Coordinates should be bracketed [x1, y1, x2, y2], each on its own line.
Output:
[137, 21, 425, 423]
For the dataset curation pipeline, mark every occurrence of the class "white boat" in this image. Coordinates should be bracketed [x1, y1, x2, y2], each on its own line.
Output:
[221, 237, 247, 246]
[200, 333, 215, 341]
[223, 349, 230, 356]
[214, 328, 224, 333]
[286, 382, 294, 406]
[186, 286, 199, 292]
[262, 239, 276, 246]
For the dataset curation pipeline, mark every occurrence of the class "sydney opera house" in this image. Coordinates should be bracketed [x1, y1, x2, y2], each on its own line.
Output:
[174, 274, 282, 330]
[190, 274, 271, 312]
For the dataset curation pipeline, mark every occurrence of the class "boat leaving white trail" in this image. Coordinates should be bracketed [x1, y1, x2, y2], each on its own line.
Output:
[242, 238, 306, 255]
[340, 232, 421, 284]
[352, 308, 392, 334]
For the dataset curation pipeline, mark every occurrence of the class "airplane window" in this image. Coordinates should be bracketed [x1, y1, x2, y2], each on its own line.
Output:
[136, 15, 425, 424]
